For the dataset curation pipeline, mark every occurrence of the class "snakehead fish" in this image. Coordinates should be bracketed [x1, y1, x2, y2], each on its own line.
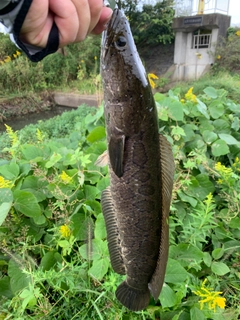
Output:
[98, 8, 174, 311]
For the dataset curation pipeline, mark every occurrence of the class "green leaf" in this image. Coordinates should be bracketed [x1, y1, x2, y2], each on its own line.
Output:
[88, 258, 109, 280]
[8, 259, 31, 294]
[190, 306, 206, 320]
[21, 145, 44, 161]
[79, 238, 108, 261]
[202, 130, 218, 144]
[182, 124, 196, 142]
[229, 217, 240, 229]
[213, 119, 230, 134]
[168, 100, 184, 121]
[45, 153, 62, 168]
[218, 133, 240, 146]
[177, 191, 198, 207]
[87, 126, 106, 143]
[203, 252, 212, 267]
[159, 284, 178, 308]
[84, 185, 100, 200]
[154, 92, 165, 103]
[196, 99, 209, 119]
[72, 213, 87, 241]
[13, 190, 41, 218]
[96, 177, 110, 192]
[211, 262, 230, 275]
[0, 188, 13, 205]
[169, 244, 204, 262]
[94, 213, 106, 240]
[188, 174, 215, 200]
[158, 107, 169, 121]
[211, 139, 229, 157]
[209, 101, 224, 119]
[0, 162, 19, 180]
[0, 277, 13, 298]
[212, 247, 224, 260]
[203, 86, 218, 99]
[165, 258, 189, 284]
[0, 202, 12, 226]
[43, 252, 62, 272]
[231, 117, 240, 131]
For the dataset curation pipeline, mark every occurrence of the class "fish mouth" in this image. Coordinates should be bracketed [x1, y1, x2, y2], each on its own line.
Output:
[101, 8, 125, 61]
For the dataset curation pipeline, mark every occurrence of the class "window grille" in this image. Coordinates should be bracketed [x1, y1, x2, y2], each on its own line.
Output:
[193, 33, 212, 49]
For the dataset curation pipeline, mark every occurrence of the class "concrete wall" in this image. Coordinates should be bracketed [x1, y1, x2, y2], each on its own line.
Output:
[171, 13, 230, 81]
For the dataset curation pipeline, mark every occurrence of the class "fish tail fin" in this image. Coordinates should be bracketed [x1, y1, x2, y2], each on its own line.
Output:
[116, 281, 150, 311]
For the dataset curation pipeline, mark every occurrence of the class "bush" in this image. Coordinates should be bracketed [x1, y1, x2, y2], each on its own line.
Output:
[0, 35, 101, 93]
[213, 27, 240, 74]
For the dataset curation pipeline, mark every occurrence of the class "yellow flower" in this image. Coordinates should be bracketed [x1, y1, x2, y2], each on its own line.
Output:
[235, 30, 240, 36]
[4, 56, 11, 63]
[16, 50, 21, 56]
[36, 128, 44, 142]
[148, 73, 158, 89]
[5, 124, 19, 155]
[215, 162, 233, 179]
[217, 55, 221, 60]
[94, 56, 97, 60]
[185, 87, 197, 103]
[0, 176, 14, 189]
[59, 171, 72, 184]
[193, 279, 226, 312]
[59, 225, 71, 238]
[180, 98, 185, 103]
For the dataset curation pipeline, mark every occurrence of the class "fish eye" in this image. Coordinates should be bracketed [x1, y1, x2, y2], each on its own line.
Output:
[115, 36, 127, 48]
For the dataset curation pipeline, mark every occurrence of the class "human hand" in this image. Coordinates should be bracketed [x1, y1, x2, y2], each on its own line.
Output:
[19, 0, 113, 48]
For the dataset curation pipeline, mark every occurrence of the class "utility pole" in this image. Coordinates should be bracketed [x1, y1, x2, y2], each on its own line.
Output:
[198, 0, 205, 14]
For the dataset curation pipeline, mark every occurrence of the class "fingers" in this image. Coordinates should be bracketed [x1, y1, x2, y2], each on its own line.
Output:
[49, 0, 84, 47]
[19, 0, 53, 47]
[20, 0, 113, 48]
[91, 6, 113, 35]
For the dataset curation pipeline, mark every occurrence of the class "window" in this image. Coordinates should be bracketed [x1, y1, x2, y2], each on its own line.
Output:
[193, 29, 212, 49]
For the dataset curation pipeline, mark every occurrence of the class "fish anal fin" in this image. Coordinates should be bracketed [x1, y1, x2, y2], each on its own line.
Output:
[116, 280, 150, 312]
[101, 187, 126, 275]
[109, 133, 125, 177]
[149, 134, 174, 301]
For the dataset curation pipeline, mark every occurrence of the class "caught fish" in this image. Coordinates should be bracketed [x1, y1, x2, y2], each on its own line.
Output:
[98, 8, 174, 311]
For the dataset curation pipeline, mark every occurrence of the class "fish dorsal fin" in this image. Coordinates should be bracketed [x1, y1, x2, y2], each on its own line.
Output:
[148, 134, 174, 301]
[109, 132, 125, 178]
[101, 187, 126, 275]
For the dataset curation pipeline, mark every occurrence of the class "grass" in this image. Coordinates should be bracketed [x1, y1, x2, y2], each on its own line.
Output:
[174, 71, 240, 102]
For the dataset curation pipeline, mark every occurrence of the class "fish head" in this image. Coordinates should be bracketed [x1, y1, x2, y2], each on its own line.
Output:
[101, 9, 154, 134]
[101, 8, 148, 89]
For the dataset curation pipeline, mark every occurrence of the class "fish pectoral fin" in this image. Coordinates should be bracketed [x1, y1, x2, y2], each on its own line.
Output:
[95, 150, 109, 167]
[109, 134, 125, 177]
[149, 134, 175, 301]
[101, 187, 126, 275]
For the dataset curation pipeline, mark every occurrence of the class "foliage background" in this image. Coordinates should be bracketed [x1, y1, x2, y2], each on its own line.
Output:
[0, 86, 239, 319]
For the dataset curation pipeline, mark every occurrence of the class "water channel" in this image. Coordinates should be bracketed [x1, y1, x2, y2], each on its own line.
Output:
[0, 106, 74, 133]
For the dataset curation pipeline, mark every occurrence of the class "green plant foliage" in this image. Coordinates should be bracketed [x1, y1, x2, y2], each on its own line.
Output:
[0, 88, 240, 319]
[213, 27, 240, 74]
[0, 35, 101, 93]
[122, 0, 175, 47]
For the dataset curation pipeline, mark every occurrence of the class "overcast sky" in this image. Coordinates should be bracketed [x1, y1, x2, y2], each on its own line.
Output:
[229, 0, 240, 25]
